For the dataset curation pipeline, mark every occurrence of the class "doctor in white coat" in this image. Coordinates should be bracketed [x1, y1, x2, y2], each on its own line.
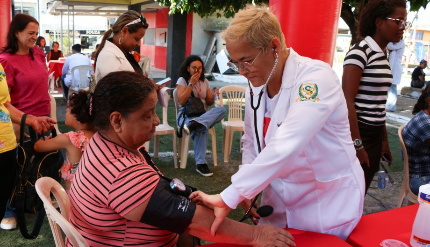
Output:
[190, 5, 365, 241]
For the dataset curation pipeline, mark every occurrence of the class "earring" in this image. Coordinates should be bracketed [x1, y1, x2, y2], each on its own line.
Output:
[119, 36, 123, 45]
[272, 48, 276, 52]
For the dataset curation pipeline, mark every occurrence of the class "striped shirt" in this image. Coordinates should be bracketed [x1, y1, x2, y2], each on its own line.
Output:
[67, 132, 178, 247]
[343, 36, 392, 126]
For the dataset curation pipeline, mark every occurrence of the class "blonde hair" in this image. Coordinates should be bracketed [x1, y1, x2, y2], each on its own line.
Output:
[222, 5, 286, 52]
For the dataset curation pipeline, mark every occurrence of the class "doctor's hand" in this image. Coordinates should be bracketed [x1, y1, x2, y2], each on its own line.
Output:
[356, 149, 370, 168]
[189, 191, 231, 236]
[252, 225, 295, 247]
[240, 199, 261, 225]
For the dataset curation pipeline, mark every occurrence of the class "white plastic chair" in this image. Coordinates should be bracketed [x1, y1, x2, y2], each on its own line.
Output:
[48, 72, 55, 93]
[70, 65, 93, 95]
[173, 89, 217, 169]
[148, 87, 178, 168]
[49, 94, 61, 134]
[139, 56, 151, 77]
[35, 177, 89, 247]
[397, 125, 418, 207]
[219, 85, 246, 163]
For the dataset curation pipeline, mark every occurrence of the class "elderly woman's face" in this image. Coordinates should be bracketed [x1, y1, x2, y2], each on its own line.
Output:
[118, 91, 160, 150]
[226, 40, 272, 88]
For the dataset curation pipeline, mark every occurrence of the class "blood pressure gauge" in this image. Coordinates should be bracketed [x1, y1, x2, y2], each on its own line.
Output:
[170, 178, 188, 195]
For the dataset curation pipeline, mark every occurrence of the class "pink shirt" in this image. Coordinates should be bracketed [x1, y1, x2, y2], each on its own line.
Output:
[0, 47, 50, 116]
[68, 132, 178, 246]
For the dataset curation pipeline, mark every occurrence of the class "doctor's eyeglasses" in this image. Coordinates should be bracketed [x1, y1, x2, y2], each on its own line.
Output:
[385, 17, 411, 29]
[227, 49, 263, 73]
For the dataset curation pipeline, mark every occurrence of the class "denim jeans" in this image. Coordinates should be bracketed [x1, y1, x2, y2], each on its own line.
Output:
[61, 74, 69, 99]
[177, 106, 226, 165]
[410, 174, 430, 195]
[386, 84, 397, 112]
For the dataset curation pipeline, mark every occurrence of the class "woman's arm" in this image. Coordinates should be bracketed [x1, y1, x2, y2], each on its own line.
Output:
[5, 102, 56, 134]
[342, 65, 369, 166]
[178, 74, 201, 105]
[34, 134, 72, 153]
[205, 87, 215, 106]
[123, 197, 294, 246]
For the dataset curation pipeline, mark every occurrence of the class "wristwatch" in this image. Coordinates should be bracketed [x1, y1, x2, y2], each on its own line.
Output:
[353, 139, 363, 151]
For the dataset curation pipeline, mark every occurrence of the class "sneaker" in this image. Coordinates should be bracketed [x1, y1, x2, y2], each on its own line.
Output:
[196, 164, 213, 177]
[1, 217, 17, 230]
[188, 120, 202, 131]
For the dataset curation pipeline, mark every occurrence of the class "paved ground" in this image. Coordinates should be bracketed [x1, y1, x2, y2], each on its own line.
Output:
[52, 78, 418, 215]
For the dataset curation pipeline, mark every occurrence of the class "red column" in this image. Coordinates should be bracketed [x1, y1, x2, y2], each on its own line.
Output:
[0, 0, 11, 50]
[270, 0, 342, 65]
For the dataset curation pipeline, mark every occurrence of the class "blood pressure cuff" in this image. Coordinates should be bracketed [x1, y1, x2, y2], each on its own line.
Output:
[140, 178, 196, 234]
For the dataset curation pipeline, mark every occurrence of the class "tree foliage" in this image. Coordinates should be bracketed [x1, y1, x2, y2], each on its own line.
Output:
[155, 0, 429, 44]
[154, 0, 268, 18]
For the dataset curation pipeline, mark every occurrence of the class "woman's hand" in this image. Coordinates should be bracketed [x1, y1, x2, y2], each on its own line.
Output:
[189, 72, 200, 86]
[26, 115, 56, 134]
[190, 191, 231, 236]
[240, 199, 261, 225]
[356, 148, 370, 167]
[252, 225, 295, 247]
[381, 139, 392, 166]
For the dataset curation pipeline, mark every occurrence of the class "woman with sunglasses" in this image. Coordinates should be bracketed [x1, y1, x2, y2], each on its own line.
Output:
[190, 5, 364, 240]
[176, 55, 226, 177]
[342, 0, 407, 193]
[94, 10, 148, 83]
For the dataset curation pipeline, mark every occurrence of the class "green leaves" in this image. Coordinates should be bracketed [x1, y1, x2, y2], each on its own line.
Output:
[154, 0, 269, 18]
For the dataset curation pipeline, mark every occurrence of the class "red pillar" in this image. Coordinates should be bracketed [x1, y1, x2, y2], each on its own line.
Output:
[0, 0, 12, 50]
[270, 0, 342, 65]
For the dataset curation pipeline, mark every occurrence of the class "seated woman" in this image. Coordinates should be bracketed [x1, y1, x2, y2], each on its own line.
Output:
[176, 55, 226, 177]
[68, 71, 294, 247]
[402, 84, 430, 195]
[47, 41, 63, 62]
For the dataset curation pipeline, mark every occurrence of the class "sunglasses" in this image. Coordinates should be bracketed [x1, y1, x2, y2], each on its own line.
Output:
[385, 17, 411, 29]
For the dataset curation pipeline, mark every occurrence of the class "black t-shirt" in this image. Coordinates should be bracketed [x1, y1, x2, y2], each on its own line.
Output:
[412, 66, 424, 81]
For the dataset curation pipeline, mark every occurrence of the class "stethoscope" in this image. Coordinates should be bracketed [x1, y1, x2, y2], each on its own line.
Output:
[239, 51, 279, 223]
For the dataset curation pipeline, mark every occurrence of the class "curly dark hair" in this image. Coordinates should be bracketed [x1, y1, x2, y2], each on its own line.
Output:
[68, 91, 92, 124]
[358, 0, 406, 38]
[412, 84, 430, 115]
[91, 71, 155, 131]
[178, 55, 206, 82]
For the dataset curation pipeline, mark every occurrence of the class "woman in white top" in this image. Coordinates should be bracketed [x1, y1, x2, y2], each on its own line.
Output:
[95, 10, 148, 82]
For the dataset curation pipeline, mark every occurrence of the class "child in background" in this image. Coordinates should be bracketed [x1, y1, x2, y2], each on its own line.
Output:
[34, 91, 94, 193]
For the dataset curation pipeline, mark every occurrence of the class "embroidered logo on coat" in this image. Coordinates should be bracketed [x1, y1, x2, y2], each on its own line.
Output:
[296, 82, 320, 102]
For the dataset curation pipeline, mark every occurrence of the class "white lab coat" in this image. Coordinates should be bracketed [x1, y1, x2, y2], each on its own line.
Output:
[388, 40, 405, 85]
[220, 49, 365, 240]
[95, 40, 135, 83]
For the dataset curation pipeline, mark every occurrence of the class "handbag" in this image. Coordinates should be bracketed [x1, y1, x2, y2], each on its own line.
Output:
[9, 114, 64, 239]
[176, 82, 206, 138]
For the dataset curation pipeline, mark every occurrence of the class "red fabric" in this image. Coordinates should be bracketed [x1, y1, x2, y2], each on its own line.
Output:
[48, 60, 65, 81]
[204, 228, 351, 247]
[0, 47, 50, 116]
[347, 204, 419, 246]
[263, 117, 271, 138]
[269, 0, 341, 66]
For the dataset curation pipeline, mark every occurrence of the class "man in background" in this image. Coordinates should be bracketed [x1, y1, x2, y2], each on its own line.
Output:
[386, 39, 405, 112]
[61, 44, 92, 99]
[411, 59, 429, 89]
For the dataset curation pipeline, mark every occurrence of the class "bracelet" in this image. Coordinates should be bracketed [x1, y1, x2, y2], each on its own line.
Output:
[355, 145, 364, 151]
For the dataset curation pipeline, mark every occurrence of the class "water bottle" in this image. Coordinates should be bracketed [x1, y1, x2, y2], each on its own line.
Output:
[213, 87, 220, 107]
[410, 183, 430, 247]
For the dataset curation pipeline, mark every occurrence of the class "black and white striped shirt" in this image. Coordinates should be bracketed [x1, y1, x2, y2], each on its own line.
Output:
[343, 36, 392, 126]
